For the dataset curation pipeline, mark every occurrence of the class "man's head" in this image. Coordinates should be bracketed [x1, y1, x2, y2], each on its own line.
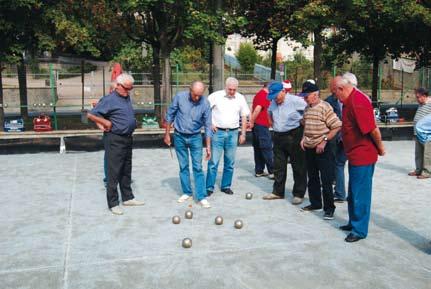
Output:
[415, 87, 429, 105]
[225, 77, 239, 97]
[189, 81, 205, 102]
[300, 81, 320, 106]
[267, 82, 286, 104]
[330, 76, 342, 94]
[334, 72, 357, 103]
[115, 73, 135, 97]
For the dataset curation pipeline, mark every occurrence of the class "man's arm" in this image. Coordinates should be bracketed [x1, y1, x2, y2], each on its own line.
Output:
[87, 112, 112, 131]
[164, 95, 180, 146]
[239, 114, 247, 144]
[249, 105, 262, 129]
[205, 136, 211, 160]
[370, 127, 385, 156]
[315, 126, 341, 154]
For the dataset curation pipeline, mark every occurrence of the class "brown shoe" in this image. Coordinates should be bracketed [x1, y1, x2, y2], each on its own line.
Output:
[262, 193, 283, 200]
[417, 174, 430, 179]
[408, 171, 419, 176]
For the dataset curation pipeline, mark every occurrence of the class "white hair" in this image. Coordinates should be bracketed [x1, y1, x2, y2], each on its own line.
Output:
[116, 73, 135, 85]
[306, 79, 316, 85]
[342, 72, 358, 87]
[225, 77, 239, 87]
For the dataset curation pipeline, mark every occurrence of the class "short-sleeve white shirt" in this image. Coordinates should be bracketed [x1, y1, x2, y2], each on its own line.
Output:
[208, 89, 250, 129]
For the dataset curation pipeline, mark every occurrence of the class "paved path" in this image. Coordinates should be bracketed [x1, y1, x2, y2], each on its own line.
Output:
[1, 141, 430, 289]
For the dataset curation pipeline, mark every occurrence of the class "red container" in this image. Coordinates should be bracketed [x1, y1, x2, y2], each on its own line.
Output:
[33, 114, 53, 132]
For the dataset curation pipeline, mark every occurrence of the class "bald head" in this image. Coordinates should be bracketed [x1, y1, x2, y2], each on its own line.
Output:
[189, 81, 205, 102]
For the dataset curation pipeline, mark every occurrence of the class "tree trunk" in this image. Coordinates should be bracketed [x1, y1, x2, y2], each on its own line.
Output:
[372, 54, 379, 103]
[152, 46, 162, 125]
[0, 64, 4, 132]
[17, 56, 29, 129]
[313, 28, 323, 87]
[270, 38, 278, 80]
[161, 51, 172, 124]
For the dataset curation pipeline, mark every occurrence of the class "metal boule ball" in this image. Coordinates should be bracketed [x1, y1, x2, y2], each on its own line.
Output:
[234, 220, 243, 229]
[245, 192, 253, 200]
[182, 238, 192, 248]
[185, 210, 193, 219]
[214, 216, 223, 225]
[172, 215, 181, 224]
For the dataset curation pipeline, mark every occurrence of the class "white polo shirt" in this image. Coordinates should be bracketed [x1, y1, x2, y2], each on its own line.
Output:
[208, 89, 250, 129]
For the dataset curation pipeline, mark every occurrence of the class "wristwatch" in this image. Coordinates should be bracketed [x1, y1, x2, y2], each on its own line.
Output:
[323, 135, 328, 142]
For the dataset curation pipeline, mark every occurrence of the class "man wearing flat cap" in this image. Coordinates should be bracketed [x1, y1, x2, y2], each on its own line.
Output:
[300, 81, 341, 220]
[262, 82, 307, 205]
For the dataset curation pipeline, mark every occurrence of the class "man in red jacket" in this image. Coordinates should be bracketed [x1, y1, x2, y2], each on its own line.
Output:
[334, 73, 385, 242]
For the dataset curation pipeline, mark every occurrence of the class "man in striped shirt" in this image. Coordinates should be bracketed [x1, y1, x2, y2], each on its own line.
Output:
[409, 88, 431, 179]
[300, 81, 342, 220]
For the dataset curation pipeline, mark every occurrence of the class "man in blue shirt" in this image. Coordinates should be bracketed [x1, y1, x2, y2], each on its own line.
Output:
[262, 82, 307, 205]
[164, 81, 212, 208]
[88, 73, 145, 215]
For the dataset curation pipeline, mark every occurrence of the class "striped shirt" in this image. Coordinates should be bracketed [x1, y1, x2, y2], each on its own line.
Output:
[414, 101, 431, 125]
[303, 100, 342, 148]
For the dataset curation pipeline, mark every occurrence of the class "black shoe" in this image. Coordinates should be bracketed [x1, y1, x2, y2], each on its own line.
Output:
[301, 205, 322, 211]
[345, 233, 364, 243]
[339, 224, 353, 231]
[323, 210, 334, 220]
[206, 190, 213, 197]
[334, 198, 345, 203]
[221, 188, 234, 195]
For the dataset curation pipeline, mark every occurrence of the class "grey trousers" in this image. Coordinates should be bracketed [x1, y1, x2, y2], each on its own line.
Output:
[415, 139, 431, 174]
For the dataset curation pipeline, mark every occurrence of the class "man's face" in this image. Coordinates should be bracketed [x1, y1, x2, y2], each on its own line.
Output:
[275, 90, 286, 104]
[416, 93, 427, 105]
[190, 84, 205, 102]
[225, 84, 237, 97]
[335, 86, 348, 103]
[116, 81, 133, 97]
[304, 91, 319, 105]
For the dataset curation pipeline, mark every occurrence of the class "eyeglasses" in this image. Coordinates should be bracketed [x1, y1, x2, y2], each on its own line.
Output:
[119, 83, 133, 91]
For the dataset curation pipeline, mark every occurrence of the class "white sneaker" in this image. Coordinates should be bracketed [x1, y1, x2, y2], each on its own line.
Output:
[199, 199, 211, 208]
[268, 174, 275, 179]
[177, 194, 192, 203]
[110, 206, 123, 215]
[123, 199, 145, 206]
[291, 197, 304, 205]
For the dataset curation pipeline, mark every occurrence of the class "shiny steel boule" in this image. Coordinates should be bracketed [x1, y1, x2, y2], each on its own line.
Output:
[185, 210, 193, 219]
[182, 238, 192, 248]
[214, 216, 223, 225]
[172, 215, 181, 224]
[234, 220, 243, 229]
[245, 192, 253, 200]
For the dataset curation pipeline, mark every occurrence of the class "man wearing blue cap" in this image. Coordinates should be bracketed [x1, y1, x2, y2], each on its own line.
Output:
[262, 82, 307, 205]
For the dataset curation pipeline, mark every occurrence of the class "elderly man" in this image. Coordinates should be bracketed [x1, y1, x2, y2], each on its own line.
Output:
[262, 82, 307, 204]
[334, 73, 385, 242]
[164, 81, 212, 208]
[206, 77, 250, 196]
[409, 88, 431, 179]
[249, 82, 273, 178]
[88, 73, 144, 215]
[325, 75, 356, 202]
[300, 81, 342, 220]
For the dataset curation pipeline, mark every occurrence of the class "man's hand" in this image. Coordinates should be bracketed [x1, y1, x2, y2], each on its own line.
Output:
[212, 125, 218, 132]
[316, 140, 327, 154]
[103, 120, 112, 131]
[249, 121, 254, 130]
[96, 122, 105, 131]
[205, 147, 211, 160]
[239, 133, 246, 144]
[377, 145, 386, 156]
[300, 138, 306, 151]
[164, 134, 171, 146]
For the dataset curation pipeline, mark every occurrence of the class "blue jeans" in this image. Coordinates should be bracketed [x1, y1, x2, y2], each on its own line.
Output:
[174, 132, 206, 201]
[334, 142, 347, 199]
[206, 129, 238, 191]
[347, 164, 375, 238]
[252, 124, 273, 174]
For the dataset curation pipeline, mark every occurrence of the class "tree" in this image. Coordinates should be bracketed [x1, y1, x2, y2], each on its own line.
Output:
[236, 42, 258, 73]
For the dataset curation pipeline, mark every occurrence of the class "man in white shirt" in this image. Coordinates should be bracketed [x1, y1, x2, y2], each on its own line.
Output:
[206, 77, 250, 195]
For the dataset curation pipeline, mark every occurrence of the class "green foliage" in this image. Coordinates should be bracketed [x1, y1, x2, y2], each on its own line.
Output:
[112, 42, 152, 72]
[171, 46, 209, 72]
[235, 43, 258, 73]
[284, 52, 313, 85]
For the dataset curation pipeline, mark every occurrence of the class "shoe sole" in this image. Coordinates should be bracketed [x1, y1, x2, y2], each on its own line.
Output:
[301, 208, 322, 212]
[123, 202, 145, 206]
[323, 216, 334, 220]
[178, 197, 192, 203]
[263, 197, 283, 200]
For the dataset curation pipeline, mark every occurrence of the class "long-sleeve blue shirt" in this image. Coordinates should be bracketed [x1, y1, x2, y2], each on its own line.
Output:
[90, 91, 136, 135]
[165, 91, 212, 138]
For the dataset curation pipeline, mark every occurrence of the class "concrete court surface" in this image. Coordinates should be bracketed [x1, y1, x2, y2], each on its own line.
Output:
[0, 140, 430, 289]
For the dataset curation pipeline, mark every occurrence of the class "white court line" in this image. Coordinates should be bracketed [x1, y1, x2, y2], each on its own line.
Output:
[62, 155, 77, 289]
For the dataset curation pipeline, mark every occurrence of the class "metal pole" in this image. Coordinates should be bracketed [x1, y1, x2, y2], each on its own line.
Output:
[49, 63, 58, 130]
[175, 63, 179, 95]
[377, 63, 382, 102]
[81, 60, 85, 111]
[102, 66, 106, 96]
[401, 68, 404, 106]
[332, 65, 336, 77]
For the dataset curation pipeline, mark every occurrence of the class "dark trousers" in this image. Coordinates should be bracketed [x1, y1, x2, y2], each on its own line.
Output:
[104, 132, 135, 208]
[252, 124, 273, 174]
[305, 142, 336, 212]
[272, 127, 307, 198]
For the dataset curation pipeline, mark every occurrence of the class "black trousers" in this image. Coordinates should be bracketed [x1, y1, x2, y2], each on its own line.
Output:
[104, 132, 134, 208]
[272, 126, 307, 198]
[305, 142, 336, 212]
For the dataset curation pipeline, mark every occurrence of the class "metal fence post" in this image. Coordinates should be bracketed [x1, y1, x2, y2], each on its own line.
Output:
[49, 63, 58, 130]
